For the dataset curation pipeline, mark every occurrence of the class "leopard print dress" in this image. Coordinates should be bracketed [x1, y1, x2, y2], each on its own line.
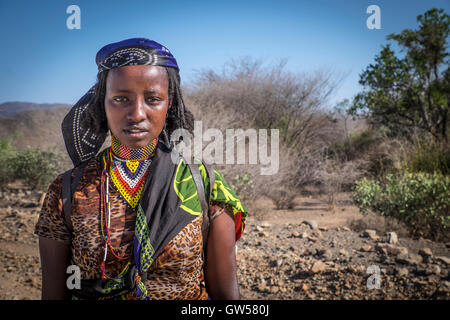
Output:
[34, 153, 234, 300]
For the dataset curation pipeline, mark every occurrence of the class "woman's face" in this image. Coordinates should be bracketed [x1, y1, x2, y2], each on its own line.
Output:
[104, 65, 170, 149]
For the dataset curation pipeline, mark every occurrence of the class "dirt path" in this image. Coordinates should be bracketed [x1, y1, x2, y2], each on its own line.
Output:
[0, 187, 449, 300]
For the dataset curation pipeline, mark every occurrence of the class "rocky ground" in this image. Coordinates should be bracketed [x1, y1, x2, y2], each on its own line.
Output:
[0, 183, 449, 300]
[0, 184, 42, 299]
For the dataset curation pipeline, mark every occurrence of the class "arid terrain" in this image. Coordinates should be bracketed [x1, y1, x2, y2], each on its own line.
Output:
[0, 183, 449, 300]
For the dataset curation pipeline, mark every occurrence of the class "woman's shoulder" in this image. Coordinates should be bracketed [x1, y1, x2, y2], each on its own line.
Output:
[48, 152, 103, 194]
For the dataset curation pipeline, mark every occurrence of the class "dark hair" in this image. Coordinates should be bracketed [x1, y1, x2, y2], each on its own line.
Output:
[83, 66, 194, 145]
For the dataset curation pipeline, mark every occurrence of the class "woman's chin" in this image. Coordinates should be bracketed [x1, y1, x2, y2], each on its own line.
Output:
[118, 132, 153, 149]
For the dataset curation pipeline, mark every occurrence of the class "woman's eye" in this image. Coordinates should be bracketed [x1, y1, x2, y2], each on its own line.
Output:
[113, 96, 128, 102]
[147, 97, 161, 103]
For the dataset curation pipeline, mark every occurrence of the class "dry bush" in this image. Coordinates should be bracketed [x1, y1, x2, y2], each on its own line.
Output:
[186, 58, 342, 142]
[184, 57, 344, 208]
[318, 158, 367, 211]
[398, 134, 450, 175]
[327, 123, 408, 180]
[257, 144, 324, 210]
[363, 135, 404, 178]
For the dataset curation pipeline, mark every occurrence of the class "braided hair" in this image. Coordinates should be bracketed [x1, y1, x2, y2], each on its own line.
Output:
[83, 66, 194, 145]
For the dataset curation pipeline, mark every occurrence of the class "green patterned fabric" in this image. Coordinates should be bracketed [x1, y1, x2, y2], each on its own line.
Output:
[174, 158, 247, 228]
[173, 159, 247, 240]
[133, 204, 154, 299]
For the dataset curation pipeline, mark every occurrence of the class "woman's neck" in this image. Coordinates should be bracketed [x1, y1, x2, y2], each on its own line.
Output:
[110, 135, 158, 161]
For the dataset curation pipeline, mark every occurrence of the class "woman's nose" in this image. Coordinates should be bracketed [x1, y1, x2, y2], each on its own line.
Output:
[127, 97, 146, 123]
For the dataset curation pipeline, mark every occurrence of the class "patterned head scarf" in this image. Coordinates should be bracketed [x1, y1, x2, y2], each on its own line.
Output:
[62, 38, 179, 167]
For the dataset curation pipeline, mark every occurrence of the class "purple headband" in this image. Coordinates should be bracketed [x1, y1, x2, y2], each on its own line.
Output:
[95, 38, 179, 72]
[61, 38, 178, 166]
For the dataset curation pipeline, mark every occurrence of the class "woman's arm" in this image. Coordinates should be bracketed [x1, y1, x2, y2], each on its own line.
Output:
[205, 212, 240, 300]
[38, 237, 72, 300]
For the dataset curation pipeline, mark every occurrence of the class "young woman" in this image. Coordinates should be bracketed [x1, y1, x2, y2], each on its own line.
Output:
[34, 38, 247, 300]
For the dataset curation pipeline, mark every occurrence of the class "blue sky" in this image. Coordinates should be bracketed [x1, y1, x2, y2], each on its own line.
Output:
[0, 0, 448, 108]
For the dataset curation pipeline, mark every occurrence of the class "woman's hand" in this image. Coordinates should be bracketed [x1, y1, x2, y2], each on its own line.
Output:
[205, 212, 240, 300]
[38, 237, 71, 300]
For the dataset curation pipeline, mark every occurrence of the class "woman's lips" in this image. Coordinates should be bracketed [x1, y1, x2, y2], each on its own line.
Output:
[123, 128, 148, 138]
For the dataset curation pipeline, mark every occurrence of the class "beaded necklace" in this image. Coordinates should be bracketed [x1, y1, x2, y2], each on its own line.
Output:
[109, 136, 157, 208]
[99, 136, 158, 279]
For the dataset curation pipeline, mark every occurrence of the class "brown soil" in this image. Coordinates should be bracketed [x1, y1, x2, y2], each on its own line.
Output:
[0, 185, 449, 300]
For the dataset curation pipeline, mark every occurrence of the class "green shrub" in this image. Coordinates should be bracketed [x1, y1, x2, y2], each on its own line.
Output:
[9, 148, 59, 190]
[0, 139, 17, 186]
[352, 172, 450, 241]
[0, 139, 61, 190]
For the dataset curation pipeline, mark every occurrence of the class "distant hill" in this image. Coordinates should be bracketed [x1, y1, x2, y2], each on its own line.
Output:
[0, 101, 72, 119]
[0, 104, 114, 172]
[0, 107, 71, 158]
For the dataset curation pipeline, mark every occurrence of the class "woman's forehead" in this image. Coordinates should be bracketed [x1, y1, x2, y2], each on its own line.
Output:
[106, 65, 168, 88]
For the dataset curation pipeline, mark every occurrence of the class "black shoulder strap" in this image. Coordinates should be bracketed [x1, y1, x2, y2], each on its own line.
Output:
[185, 160, 215, 249]
[205, 164, 215, 203]
[61, 162, 88, 236]
[61, 168, 74, 234]
[188, 161, 208, 217]
[203, 163, 215, 248]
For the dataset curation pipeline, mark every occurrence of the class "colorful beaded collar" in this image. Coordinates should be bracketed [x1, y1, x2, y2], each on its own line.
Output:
[104, 136, 158, 208]
[111, 135, 158, 161]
